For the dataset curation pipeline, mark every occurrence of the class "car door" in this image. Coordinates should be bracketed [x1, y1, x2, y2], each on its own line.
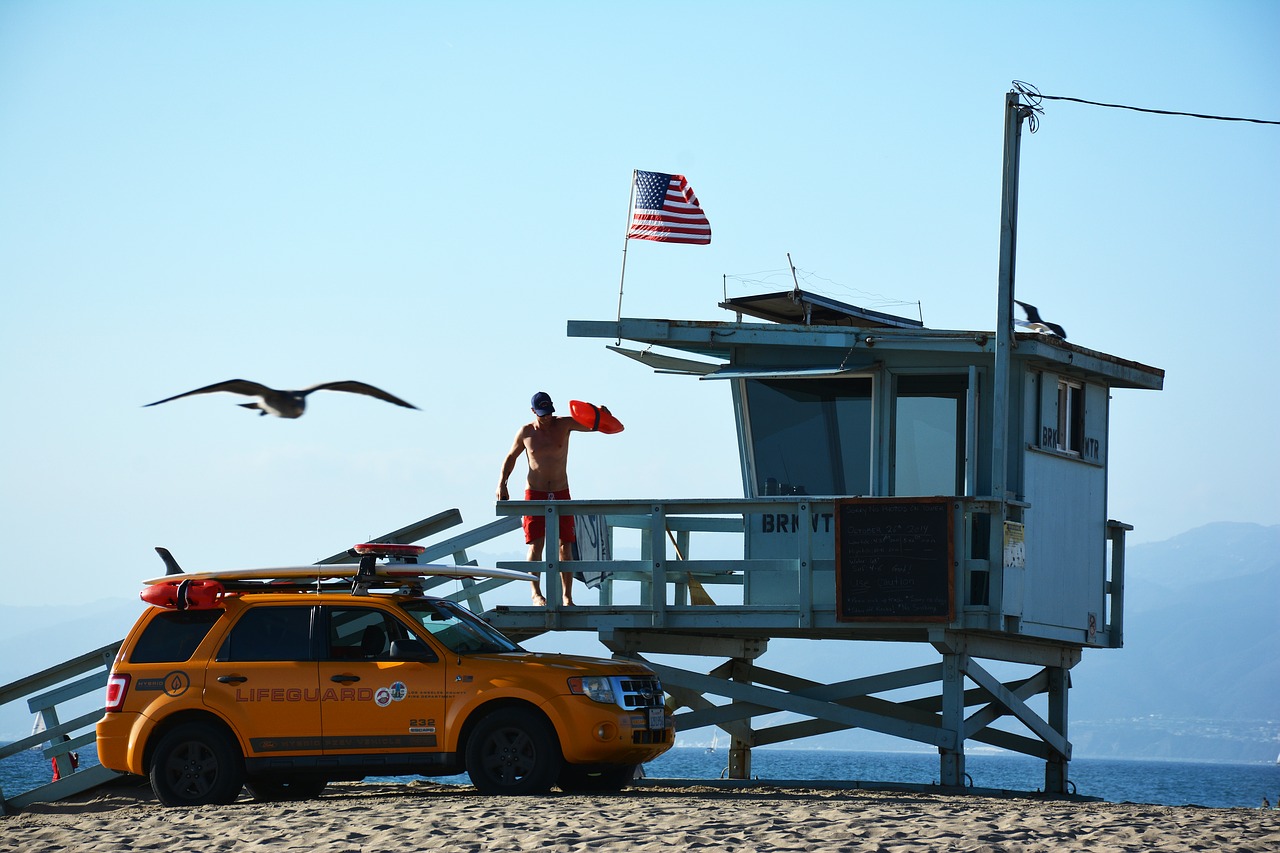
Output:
[203, 603, 322, 757]
[317, 604, 447, 757]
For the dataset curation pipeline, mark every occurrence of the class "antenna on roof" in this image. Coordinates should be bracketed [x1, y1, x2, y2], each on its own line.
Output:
[786, 253, 813, 324]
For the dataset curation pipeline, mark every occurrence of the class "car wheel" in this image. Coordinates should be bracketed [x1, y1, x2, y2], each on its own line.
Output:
[244, 774, 328, 801]
[465, 708, 561, 795]
[557, 763, 636, 793]
[149, 722, 244, 806]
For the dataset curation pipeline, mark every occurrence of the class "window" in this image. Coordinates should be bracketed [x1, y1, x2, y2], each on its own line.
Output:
[1058, 380, 1084, 455]
[743, 378, 872, 497]
[400, 599, 521, 655]
[893, 375, 967, 496]
[217, 606, 313, 662]
[325, 608, 411, 661]
[1041, 378, 1085, 455]
[130, 610, 222, 664]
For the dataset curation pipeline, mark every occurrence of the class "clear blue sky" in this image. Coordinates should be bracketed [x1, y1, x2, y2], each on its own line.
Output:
[2, 1, 1277, 606]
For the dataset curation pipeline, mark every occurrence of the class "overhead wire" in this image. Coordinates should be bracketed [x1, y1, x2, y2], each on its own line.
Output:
[1012, 80, 1279, 126]
[727, 85, 1273, 328]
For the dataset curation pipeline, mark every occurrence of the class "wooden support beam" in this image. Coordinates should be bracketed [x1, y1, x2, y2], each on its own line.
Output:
[963, 669, 1049, 739]
[961, 658, 1070, 759]
[599, 630, 767, 660]
[1045, 665, 1071, 793]
[653, 662, 955, 749]
[939, 654, 966, 786]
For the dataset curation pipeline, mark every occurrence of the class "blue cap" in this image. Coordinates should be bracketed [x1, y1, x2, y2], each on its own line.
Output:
[531, 391, 554, 416]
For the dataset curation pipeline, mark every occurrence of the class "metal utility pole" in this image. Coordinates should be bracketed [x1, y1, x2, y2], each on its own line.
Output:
[990, 88, 1035, 508]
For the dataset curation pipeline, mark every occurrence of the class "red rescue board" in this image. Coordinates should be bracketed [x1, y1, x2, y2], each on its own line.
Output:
[569, 400, 624, 434]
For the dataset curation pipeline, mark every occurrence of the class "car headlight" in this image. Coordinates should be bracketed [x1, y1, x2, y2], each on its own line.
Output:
[567, 676, 615, 704]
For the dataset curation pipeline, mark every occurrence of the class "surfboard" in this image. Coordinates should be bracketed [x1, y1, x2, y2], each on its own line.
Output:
[142, 563, 536, 587]
[569, 400, 624, 434]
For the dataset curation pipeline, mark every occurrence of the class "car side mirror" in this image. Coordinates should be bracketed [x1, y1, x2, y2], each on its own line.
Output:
[390, 638, 438, 662]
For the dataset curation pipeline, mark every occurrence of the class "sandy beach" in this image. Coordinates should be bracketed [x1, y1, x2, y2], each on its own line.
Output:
[4, 779, 1277, 853]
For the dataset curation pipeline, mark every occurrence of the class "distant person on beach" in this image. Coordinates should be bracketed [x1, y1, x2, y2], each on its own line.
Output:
[497, 391, 593, 606]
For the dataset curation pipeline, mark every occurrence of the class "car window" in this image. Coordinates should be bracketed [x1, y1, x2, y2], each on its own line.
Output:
[399, 600, 521, 654]
[216, 605, 313, 662]
[324, 607, 410, 661]
[130, 610, 223, 664]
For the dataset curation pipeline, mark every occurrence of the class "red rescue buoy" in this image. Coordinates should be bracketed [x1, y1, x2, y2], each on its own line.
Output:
[569, 400, 624, 434]
[140, 578, 226, 610]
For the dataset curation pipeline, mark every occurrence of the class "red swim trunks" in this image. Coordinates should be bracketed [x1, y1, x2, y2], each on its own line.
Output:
[522, 488, 576, 545]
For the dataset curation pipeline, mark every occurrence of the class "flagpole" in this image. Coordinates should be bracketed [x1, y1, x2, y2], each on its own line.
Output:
[615, 170, 636, 345]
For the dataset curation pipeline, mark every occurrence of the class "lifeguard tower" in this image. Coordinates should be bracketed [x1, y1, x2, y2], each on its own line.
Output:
[480, 283, 1163, 795]
[482, 91, 1164, 794]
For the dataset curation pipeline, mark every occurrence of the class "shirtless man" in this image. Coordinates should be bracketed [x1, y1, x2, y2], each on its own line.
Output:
[497, 391, 592, 606]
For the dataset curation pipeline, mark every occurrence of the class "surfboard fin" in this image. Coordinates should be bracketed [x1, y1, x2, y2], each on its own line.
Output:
[155, 546, 185, 576]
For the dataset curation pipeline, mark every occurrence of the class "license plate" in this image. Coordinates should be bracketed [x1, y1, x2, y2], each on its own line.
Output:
[647, 707, 665, 730]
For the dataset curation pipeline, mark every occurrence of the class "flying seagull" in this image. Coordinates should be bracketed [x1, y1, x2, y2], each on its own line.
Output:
[144, 379, 419, 418]
[1013, 300, 1067, 339]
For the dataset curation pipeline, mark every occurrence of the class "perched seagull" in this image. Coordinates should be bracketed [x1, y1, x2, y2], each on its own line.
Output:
[1014, 300, 1067, 339]
[144, 379, 419, 418]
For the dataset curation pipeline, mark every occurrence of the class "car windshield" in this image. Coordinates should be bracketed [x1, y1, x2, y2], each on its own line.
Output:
[398, 599, 522, 655]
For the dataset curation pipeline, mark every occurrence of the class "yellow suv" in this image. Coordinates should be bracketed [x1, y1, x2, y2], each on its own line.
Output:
[96, 547, 673, 806]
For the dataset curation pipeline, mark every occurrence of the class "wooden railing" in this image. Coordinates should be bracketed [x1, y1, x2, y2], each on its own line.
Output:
[490, 496, 1127, 647]
[0, 642, 124, 813]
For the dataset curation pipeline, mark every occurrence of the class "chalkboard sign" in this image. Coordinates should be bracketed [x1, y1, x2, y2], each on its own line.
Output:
[835, 498, 954, 621]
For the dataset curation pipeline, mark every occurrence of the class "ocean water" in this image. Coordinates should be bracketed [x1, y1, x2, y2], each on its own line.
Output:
[644, 748, 1280, 810]
[4, 744, 1277, 810]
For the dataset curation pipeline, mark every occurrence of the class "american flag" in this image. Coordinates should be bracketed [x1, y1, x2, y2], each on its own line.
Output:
[627, 170, 711, 244]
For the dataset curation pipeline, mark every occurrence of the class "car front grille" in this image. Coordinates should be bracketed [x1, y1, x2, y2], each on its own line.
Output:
[615, 676, 663, 710]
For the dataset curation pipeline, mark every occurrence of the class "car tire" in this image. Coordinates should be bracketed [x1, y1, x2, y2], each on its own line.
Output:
[149, 722, 245, 807]
[557, 763, 636, 793]
[244, 774, 328, 801]
[465, 708, 562, 795]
